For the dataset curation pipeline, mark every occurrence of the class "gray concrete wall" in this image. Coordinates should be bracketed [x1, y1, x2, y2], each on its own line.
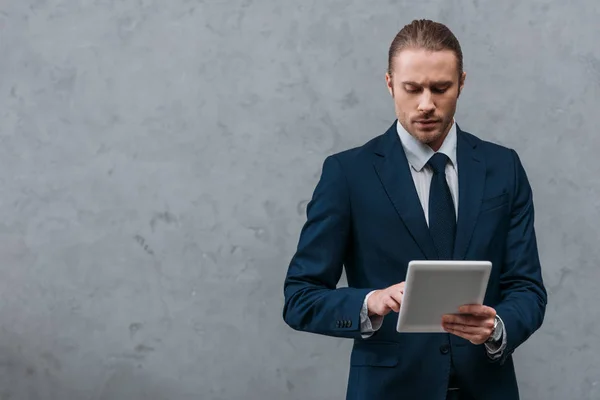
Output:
[0, 1, 598, 399]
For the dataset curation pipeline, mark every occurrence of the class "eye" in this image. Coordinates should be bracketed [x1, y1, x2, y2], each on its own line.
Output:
[432, 86, 449, 94]
[404, 86, 420, 94]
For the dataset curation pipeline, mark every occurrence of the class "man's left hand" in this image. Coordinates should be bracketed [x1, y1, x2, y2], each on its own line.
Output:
[441, 305, 496, 345]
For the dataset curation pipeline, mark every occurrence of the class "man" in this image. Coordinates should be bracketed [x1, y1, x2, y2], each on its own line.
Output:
[282, 19, 547, 400]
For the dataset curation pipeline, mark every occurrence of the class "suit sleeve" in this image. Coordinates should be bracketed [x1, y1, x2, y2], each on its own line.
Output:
[493, 149, 548, 364]
[282, 155, 373, 339]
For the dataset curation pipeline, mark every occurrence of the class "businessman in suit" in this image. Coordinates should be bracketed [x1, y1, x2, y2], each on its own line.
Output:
[282, 19, 547, 400]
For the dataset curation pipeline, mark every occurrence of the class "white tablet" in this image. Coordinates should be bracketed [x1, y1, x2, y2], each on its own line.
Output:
[396, 260, 492, 333]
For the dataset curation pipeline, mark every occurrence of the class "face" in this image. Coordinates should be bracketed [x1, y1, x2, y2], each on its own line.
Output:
[385, 48, 466, 151]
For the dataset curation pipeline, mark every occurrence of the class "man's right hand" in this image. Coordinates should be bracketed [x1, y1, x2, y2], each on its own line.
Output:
[367, 282, 406, 317]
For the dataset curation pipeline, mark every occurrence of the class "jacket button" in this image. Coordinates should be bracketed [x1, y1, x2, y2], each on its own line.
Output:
[440, 344, 450, 354]
[336, 321, 341, 328]
[347, 320, 352, 328]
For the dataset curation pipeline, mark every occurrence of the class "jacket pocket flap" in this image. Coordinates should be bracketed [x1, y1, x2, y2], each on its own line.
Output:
[350, 342, 400, 367]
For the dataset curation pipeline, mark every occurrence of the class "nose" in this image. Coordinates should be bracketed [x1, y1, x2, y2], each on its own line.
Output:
[417, 91, 435, 114]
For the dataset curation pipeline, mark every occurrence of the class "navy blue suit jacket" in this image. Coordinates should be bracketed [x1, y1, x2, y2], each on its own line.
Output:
[282, 122, 547, 400]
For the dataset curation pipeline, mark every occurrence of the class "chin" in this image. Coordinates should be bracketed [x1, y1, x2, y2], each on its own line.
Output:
[415, 130, 443, 145]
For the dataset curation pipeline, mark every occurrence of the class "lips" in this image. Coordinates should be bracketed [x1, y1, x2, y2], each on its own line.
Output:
[415, 120, 440, 126]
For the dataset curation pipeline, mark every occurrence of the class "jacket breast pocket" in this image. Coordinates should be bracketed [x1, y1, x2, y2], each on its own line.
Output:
[480, 192, 508, 214]
[350, 341, 401, 367]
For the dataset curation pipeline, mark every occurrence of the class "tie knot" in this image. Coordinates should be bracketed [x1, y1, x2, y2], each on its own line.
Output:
[427, 153, 449, 174]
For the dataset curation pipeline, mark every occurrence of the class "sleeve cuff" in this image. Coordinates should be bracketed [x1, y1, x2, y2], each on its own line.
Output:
[360, 290, 384, 338]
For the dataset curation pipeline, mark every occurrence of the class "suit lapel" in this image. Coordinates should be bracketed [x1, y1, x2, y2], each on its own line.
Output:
[453, 127, 486, 259]
[373, 124, 439, 260]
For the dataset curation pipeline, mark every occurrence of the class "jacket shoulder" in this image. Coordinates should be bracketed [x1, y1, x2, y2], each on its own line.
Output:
[328, 132, 386, 166]
[460, 129, 516, 159]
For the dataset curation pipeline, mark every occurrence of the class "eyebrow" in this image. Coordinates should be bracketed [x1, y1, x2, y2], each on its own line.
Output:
[401, 81, 454, 87]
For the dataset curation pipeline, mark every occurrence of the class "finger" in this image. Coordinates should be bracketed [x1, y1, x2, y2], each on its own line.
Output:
[443, 327, 484, 344]
[443, 324, 490, 344]
[389, 291, 404, 305]
[450, 315, 495, 331]
[458, 304, 496, 317]
[389, 283, 405, 296]
[385, 297, 401, 313]
[379, 306, 392, 316]
[372, 303, 389, 316]
[443, 323, 490, 336]
[442, 314, 487, 327]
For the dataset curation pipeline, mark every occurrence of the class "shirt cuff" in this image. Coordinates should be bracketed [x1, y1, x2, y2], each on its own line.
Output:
[360, 290, 384, 338]
[485, 314, 507, 359]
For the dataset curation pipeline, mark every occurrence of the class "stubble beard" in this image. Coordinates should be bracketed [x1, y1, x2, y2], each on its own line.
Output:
[397, 108, 454, 148]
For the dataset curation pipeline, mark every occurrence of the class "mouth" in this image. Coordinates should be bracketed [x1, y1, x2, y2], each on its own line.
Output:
[414, 120, 440, 128]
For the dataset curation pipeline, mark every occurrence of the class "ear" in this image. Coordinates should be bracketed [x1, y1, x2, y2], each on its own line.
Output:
[457, 71, 466, 98]
[385, 72, 394, 97]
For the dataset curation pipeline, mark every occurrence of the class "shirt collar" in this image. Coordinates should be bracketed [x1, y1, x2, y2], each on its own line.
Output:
[396, 119, 458, 172]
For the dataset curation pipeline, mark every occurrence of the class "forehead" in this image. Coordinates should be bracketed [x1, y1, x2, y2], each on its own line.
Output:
[392, 48, 459, 83]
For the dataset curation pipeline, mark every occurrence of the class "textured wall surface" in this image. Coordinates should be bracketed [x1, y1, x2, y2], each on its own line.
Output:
[0, 1, 599, 399]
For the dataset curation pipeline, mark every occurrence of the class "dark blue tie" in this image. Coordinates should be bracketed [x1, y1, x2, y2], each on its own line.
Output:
[427, 153, 456, 260]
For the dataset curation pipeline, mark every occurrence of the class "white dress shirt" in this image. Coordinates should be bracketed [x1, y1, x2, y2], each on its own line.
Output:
[359, 120, 507, 358]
